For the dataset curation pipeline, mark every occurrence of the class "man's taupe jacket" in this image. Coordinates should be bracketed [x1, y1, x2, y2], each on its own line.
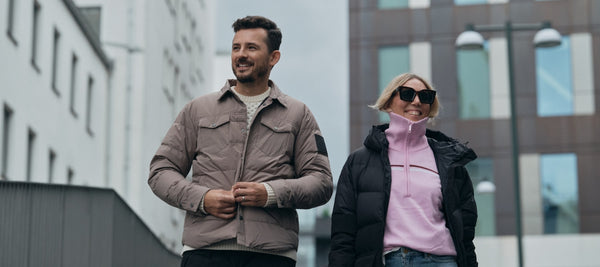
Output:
[149, 79, 333, 252]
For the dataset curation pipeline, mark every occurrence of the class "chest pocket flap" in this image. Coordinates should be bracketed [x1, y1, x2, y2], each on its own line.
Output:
[197, 114, 231, 154]
[198, 114, 230, 129]
[260, 119, 294, 133]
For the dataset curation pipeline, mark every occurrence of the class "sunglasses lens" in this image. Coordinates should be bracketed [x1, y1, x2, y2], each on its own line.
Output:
[418, 90, 436, 104]
[398, 88, 416, 102]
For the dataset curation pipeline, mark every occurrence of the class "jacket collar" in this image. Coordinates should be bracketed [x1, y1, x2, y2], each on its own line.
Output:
[217, 79, 289, 108]
[364, 123, 476, 166]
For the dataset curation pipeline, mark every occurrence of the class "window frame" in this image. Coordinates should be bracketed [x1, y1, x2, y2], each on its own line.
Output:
[30, 0, 41, 72]
[69, 53, 79, 118]
[51, 28, 61, 96]
[6, 0, 18, 45]
[1, 104, 14, 180]
[85, 75, 94, 136]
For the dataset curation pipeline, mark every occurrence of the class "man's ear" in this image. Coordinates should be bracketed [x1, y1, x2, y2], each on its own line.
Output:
[269, 50, 281, 68]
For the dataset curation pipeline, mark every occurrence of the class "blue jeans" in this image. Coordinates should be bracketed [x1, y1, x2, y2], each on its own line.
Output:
[384, 247, 457, 267]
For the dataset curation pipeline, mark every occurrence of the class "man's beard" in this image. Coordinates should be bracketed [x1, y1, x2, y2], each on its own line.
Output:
[233, 62, 269, 84]
[236, 74, 256, 83]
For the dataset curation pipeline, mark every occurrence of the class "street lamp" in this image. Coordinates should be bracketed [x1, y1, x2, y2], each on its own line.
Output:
[456, 21, 561, 267]
[476, 179, 496, 194]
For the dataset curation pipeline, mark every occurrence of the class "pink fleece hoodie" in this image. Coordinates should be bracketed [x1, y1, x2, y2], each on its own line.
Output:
[383, 112, 456, 256]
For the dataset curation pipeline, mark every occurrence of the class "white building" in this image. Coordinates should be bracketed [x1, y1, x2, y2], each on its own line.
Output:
[1, 0, 215, 253]
[0, 0, 111, 185]
[73, 0, 215, 251]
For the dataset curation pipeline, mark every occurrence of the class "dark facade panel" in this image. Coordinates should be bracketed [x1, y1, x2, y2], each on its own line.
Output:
[595, 34, 600, 112]
[63, 189, 93, 266]
[411, 8, 430, 42]
[0, 182, 180, 267]
[452, 5, 490, 33]
[430, 4, 453, 36]
[592, 1, 600, 32]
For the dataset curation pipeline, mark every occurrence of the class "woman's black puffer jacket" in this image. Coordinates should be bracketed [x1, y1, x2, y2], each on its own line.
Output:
[329, 124, 478, 267]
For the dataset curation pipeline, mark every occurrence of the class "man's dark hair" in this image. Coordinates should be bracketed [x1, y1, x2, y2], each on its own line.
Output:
[232, 16, 282, 53]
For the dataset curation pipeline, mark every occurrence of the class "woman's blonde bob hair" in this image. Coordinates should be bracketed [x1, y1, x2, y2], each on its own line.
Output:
[370, 73, 440, 119]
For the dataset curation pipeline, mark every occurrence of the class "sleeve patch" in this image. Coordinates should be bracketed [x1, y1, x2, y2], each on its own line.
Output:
[315, 134, 328, 156]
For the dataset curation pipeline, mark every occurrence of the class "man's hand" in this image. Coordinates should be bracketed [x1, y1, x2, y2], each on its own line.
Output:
[232, 182, 268, 207]
[204, 189, 236, 219]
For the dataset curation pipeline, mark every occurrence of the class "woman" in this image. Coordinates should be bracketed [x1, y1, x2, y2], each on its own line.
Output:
[329, 73, 478, 267]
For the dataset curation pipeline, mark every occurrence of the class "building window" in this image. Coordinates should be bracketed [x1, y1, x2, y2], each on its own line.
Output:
[455, 0, 487, 5]
[30, 0, 41, 72]
[162, 50, 174, 102]
[173, 0, 181, 51]
[70, 53, 78, 117]
[86, 76, 94, 136]
[48, 149, 56, 183]
[165, 0, 176, 15]
[180, 2, 191, 52]
[457, 41, 490, 119]
[51, 28, 61, 95]
[6, 0, 18, 44]
[467, 157, 496, 236]
[378, 0, 408, 9]
[192, 36, 205, 86]
[378, 46, 409, 122]
[541, 153, 579, 234]
[1, 104, 13, 180]
[26, 128, 36, 181]
[67, 167, 74, 184]
[536, 36, 573, 116]
[171, 66, 180, 117]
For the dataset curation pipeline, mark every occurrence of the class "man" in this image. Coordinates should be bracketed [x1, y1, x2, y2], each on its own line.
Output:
[148, 16, 333, 267]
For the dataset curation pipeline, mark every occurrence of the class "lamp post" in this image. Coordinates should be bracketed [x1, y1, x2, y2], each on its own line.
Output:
[456, 21, 561, 267]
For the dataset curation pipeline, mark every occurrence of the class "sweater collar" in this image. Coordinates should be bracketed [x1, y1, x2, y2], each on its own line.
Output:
[384, 112, 429, 150]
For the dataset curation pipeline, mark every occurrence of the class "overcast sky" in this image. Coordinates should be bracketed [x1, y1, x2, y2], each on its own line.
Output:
[215, 0, 350, 183]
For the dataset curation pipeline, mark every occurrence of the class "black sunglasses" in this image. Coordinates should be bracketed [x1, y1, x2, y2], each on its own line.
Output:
[395, 86, 436, 105]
